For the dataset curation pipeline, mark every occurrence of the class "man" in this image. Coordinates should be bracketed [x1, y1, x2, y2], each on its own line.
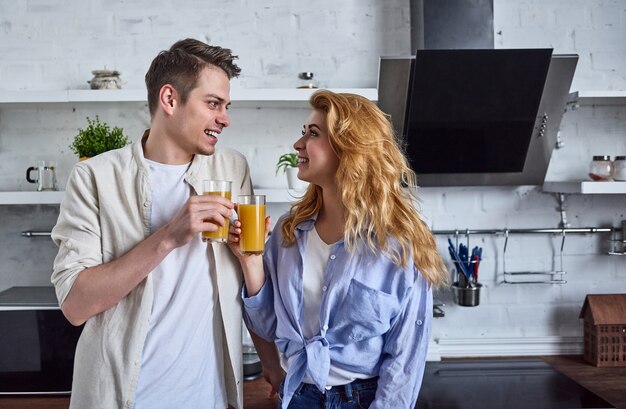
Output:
[51, 38, 282, 409]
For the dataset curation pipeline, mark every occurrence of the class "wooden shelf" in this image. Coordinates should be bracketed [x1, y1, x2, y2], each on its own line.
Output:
[0, 189, 304, 205]
[543, 181, 626, 194]
[0, 88, 377, 108]
[568, 90, 626, 106]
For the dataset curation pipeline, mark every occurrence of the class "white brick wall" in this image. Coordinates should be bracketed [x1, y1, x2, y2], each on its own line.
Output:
[0, 0, 624, 357]
[495, 0, 626, 90]
[0, 0, 410, 90]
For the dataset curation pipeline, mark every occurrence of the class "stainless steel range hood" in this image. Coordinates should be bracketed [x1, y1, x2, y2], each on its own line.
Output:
[377, 50, 578, 186]
[378, 0, 579, 187]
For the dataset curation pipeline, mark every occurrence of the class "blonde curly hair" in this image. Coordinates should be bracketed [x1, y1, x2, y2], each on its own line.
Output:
[281, 90, 448, 288]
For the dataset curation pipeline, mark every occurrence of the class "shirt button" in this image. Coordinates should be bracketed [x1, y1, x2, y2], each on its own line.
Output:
[330, 255, 336, 260]
[322, 286, 327, 292]
[416, 319, 423, 326]
[323, 324, 329, 330]
[143, 201, 149, 207]
[126, 400, 132, 407]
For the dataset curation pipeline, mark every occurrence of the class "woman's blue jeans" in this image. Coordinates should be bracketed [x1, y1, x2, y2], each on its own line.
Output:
[279, 377, 378, 409]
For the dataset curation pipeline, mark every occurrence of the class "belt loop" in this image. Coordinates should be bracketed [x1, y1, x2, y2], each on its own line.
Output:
[295, 382, 306, 396]
[344, 381, 354, 403]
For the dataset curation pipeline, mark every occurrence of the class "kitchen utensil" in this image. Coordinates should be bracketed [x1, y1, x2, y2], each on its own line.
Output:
[470, 246, 482, 282]
[448, 239, 474, 287]
[26, 160, 57, 191]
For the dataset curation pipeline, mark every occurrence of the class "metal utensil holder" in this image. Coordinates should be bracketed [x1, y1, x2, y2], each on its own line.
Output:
[450, 230, 482, 306]
[452, 281, 482, 307]
[502, 229, 567, 284]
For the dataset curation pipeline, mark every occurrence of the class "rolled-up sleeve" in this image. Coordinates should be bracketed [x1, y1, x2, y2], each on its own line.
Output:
[242, 276, 276, 341]
[241, 229, 281, 341]
[50, 165, 103, 306]
[370, 270, 432, 409]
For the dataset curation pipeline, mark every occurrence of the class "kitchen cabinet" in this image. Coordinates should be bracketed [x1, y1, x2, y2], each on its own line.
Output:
[543, 90, 626, 195]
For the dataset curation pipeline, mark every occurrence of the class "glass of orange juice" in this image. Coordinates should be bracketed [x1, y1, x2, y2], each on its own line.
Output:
[202, 180, 232, 243]
[237, 195, 266, 255]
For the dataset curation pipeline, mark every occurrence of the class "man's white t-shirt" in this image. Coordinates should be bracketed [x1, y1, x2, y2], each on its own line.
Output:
[135, 159, 227, 409]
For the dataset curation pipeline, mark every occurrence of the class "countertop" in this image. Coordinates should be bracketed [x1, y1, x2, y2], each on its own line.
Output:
[542, 355, 626, 409]
[0, 355, 624, 409]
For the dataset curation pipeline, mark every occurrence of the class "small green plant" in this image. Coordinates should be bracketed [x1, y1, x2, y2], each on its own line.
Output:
[275, 152, 298, 174]
[70, 116, 130, 158]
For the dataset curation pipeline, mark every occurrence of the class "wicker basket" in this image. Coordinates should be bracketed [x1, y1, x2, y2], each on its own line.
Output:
[580, 294, 626, 367]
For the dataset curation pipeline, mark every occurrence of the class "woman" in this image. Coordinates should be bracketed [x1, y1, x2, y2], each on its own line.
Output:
[230, 90, 447, 409]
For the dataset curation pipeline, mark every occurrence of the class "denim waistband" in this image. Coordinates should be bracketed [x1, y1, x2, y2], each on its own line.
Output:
[298, 376, 379, 398]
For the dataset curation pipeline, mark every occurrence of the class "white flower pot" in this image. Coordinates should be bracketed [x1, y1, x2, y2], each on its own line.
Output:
[285, 167, 309, 191]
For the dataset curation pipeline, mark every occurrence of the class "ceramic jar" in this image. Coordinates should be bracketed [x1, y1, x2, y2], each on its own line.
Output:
[88, 70, 123, 90]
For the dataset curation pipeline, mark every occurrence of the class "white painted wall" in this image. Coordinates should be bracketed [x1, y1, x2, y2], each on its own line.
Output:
[0, 0, 624, 358]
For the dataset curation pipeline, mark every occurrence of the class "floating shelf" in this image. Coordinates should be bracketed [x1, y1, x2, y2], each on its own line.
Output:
[0, 88, 377, 108]
[568, 90, 626, 106]
[0, 189, 304, 205]
[543, 181, 626, 194]
[0, 191, 65, 205]
[255, 188, 307, 203]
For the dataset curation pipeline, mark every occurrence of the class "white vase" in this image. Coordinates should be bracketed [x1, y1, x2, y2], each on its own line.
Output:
[285, 167, 309, 191]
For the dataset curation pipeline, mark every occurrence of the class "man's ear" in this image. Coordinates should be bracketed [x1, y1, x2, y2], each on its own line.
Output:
[159, 84, 177, 115]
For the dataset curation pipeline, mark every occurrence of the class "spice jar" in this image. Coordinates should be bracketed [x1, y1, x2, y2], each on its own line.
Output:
[297, 72, 318, 89]
[589, 155, 613, 181]
[614, 156, 626, 181]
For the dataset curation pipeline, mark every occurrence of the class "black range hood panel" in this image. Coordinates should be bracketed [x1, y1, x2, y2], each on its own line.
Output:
[377, 49, 578, 186]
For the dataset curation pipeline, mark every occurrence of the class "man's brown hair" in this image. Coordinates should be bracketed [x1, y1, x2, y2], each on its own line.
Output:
[145, 38, 241, 116]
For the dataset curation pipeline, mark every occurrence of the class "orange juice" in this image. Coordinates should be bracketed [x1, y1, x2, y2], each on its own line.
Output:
[238, 203, 266, 254]
[202, 181, 231, 243]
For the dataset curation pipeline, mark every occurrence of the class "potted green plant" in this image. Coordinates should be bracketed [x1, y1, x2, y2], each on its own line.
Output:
[70, 115, 130, 160]
[275, 152, 308, 190]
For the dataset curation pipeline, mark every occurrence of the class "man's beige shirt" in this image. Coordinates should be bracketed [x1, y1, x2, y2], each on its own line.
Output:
[51, 136, 252, 409]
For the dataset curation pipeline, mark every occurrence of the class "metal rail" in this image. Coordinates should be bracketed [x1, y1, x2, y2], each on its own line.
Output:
[432, 227, 615, 235]
[21, 231, 52, 237]
[434, 225, 623, 285]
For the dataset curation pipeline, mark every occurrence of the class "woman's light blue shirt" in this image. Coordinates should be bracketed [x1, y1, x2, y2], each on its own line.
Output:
[242, 216, 432, 409]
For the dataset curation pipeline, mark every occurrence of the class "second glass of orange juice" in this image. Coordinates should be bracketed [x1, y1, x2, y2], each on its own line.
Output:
[238, 195, 266, 255]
